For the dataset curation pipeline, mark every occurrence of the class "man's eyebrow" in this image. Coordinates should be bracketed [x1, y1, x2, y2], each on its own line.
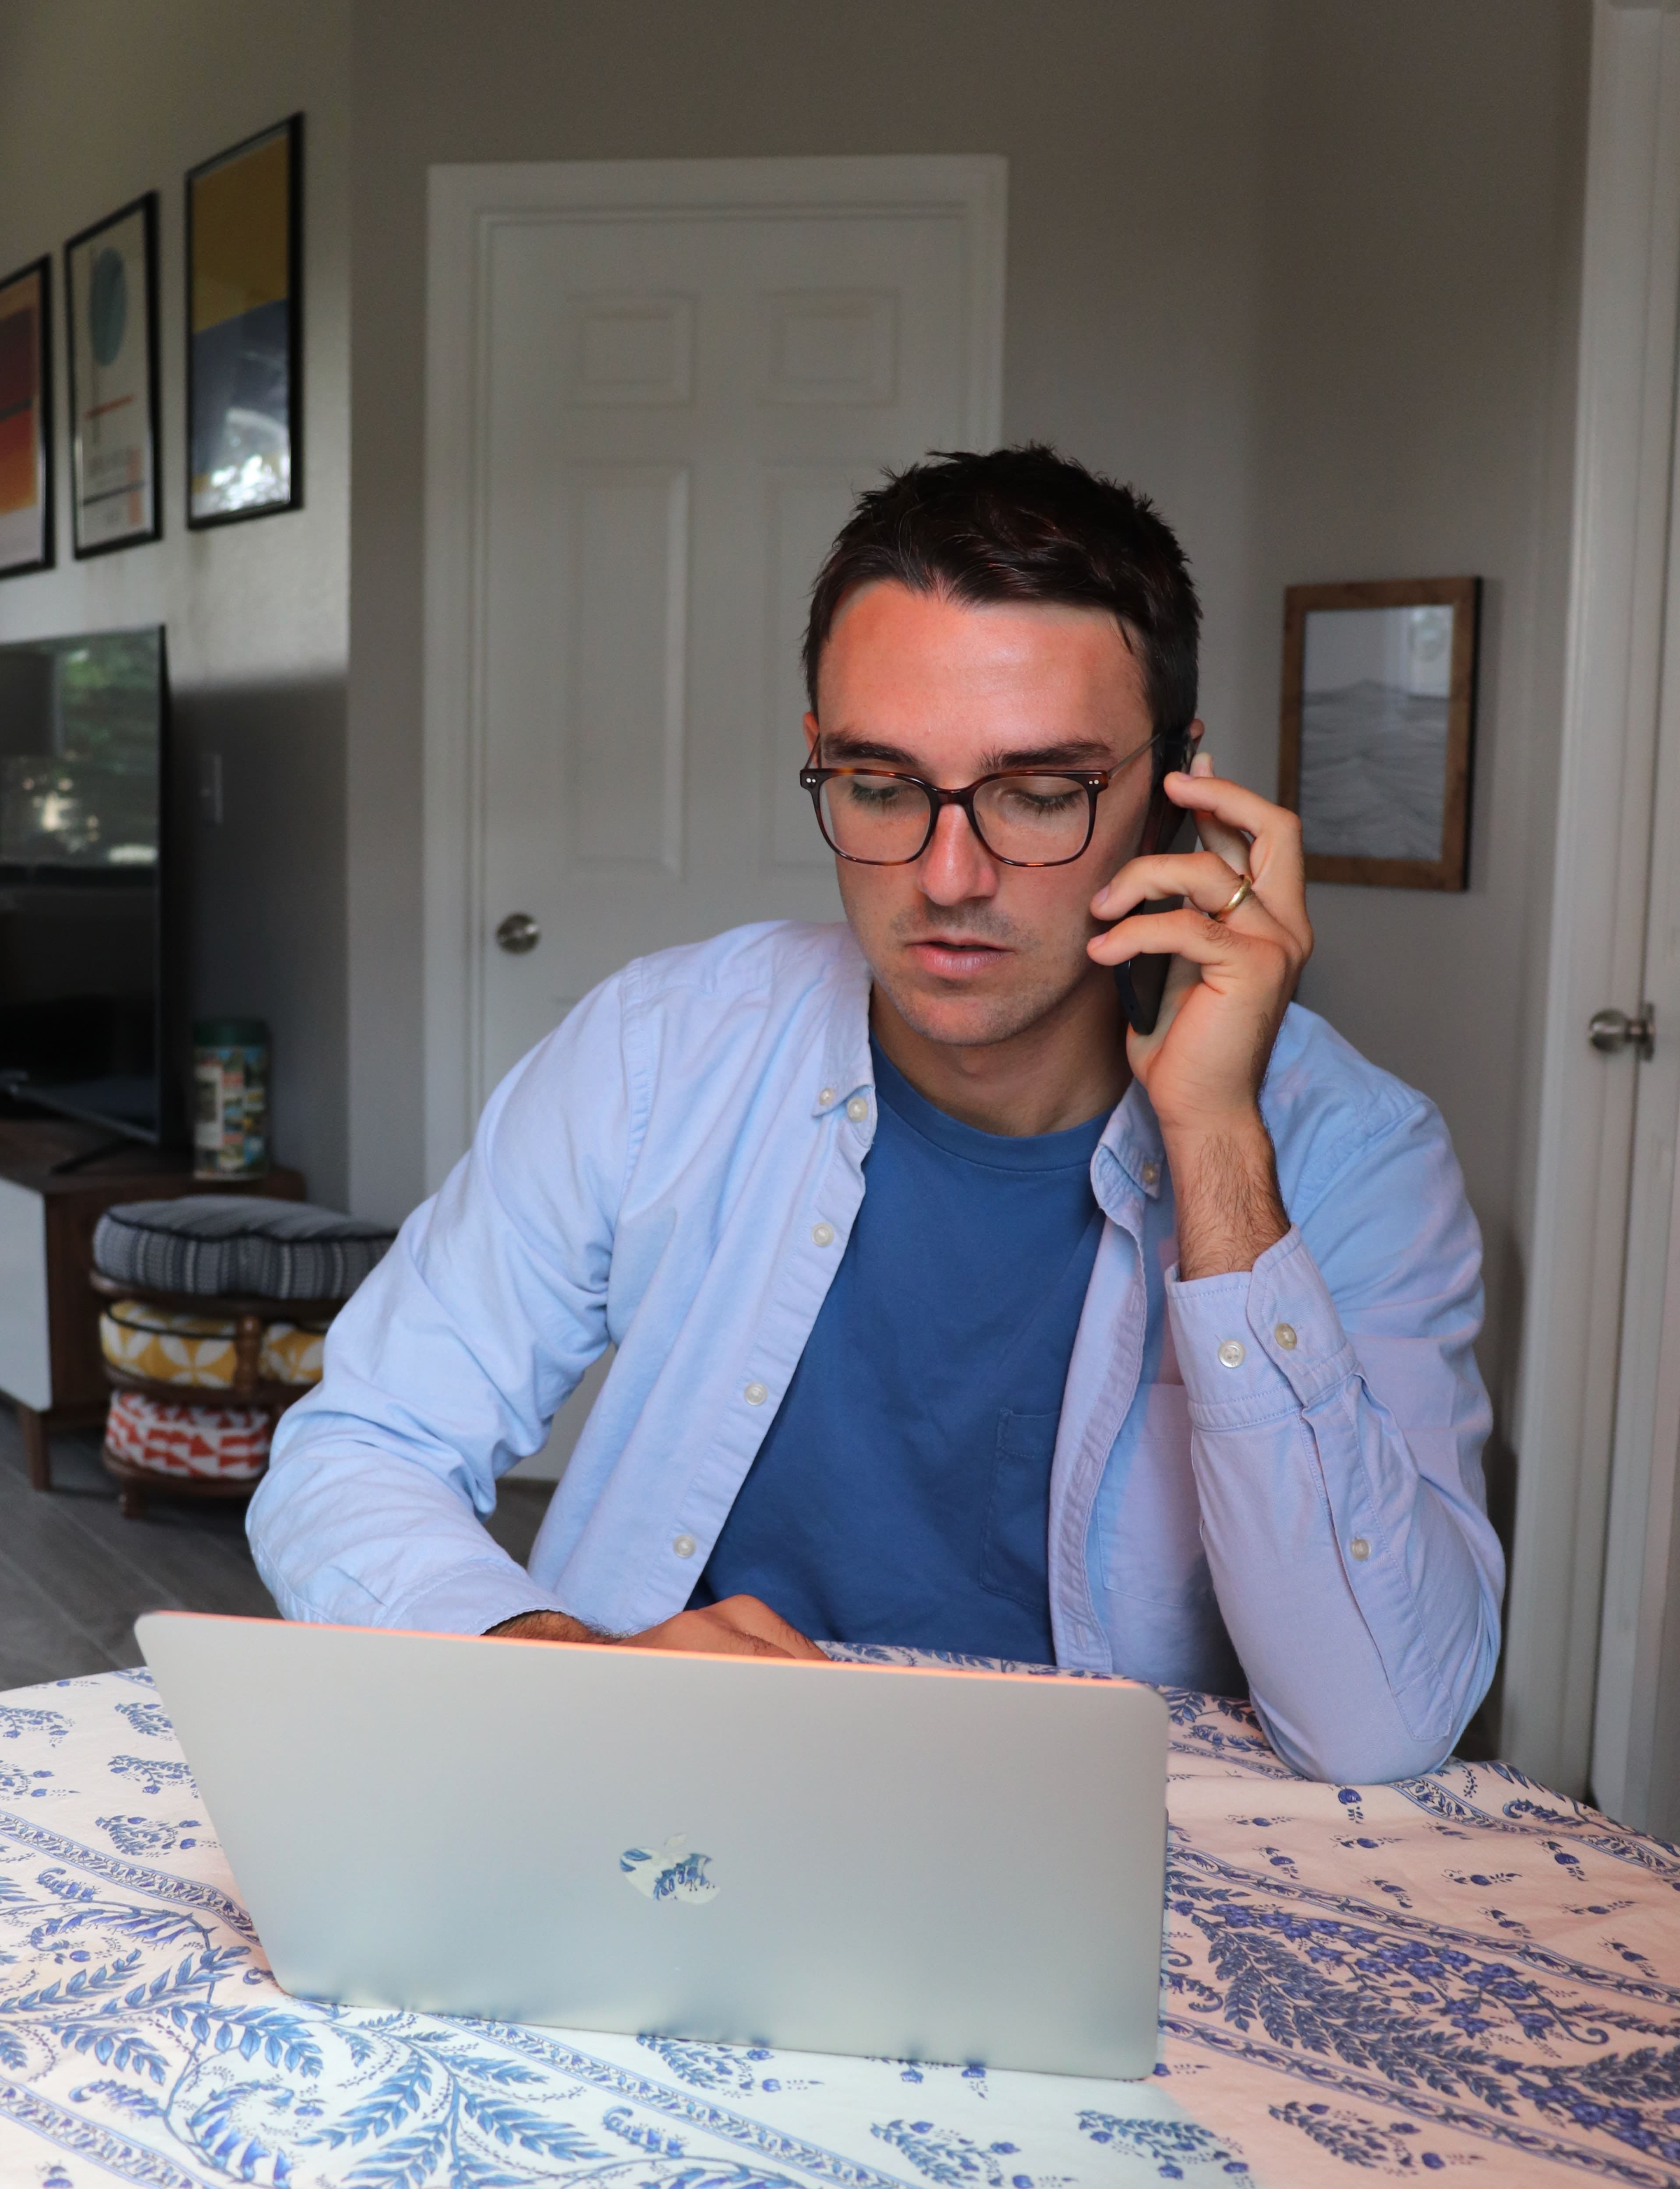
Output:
[814, 732, 1118, 772]
[816, 733, 923, 766]
[979, 740, 1115, 771]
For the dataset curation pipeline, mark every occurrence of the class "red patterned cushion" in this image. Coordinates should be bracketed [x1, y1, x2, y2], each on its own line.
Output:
[105, 1389, 271, 1481]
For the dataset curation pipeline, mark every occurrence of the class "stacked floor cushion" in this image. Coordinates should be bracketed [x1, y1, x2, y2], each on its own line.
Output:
[93, 1195, 394, 1488]
[93, 1196, 396, 1302]
[98, 1299, 329, 1390]
[105, 1389, 271, 1481]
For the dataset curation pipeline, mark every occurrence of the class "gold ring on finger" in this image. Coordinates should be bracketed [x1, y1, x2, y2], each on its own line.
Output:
[1212, 873, 1254, 923]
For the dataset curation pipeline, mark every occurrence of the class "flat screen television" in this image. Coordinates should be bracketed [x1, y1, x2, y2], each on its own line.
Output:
[0, 626, 177, 1144]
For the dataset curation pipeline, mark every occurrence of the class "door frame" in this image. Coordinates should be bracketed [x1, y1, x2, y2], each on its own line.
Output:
[421, 154, 1007, 1191]
[1506, 0, 1680, 1802]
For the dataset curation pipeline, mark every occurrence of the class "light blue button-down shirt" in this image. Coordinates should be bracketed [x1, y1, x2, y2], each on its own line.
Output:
[251, 921, 1503, 1783]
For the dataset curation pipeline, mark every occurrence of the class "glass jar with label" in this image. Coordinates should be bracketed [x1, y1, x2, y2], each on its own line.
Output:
[192, 1018, 269, 1180]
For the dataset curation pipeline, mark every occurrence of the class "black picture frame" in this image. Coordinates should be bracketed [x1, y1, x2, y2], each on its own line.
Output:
[0, 253, 54, 578]
[64, 192, 162, 558]
[185, 112, 303, 529]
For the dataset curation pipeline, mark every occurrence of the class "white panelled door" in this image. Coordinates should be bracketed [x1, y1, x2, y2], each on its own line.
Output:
[425, 158, 1005, 1171]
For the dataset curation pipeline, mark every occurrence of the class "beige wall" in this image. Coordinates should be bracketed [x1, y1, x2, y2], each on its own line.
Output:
[1249, 5, 1588, 1604]
[346, 0, 1588, 1580]
[0, 0, 352, 1202]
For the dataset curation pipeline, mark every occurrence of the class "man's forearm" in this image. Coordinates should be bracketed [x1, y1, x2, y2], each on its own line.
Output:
[485, 1609, 612, 1643]
[485, 1596, 828, 1659]
[1165, 1110, 1289, 1281]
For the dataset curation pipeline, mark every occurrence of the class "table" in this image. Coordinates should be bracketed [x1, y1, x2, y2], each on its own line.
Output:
[1, 1654, 1677, 2189]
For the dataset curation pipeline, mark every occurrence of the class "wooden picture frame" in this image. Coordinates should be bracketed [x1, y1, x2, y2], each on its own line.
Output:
[1278, 576, 1480, 890]
[64, 194, 162, 556]
[0, 255, 54, 577]
[186, 113, 303, 528]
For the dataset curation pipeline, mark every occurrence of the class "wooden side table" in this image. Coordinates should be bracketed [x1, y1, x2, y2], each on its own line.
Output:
[89, 1272, 340, 1518]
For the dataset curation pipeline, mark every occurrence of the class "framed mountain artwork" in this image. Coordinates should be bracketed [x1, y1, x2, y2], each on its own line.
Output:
[1278, 576, 1480, 890]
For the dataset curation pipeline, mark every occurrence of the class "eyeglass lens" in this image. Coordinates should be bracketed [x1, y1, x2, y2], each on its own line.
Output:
[817, 772, 1094, 866]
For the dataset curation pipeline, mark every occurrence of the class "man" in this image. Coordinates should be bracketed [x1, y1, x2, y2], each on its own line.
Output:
[251, 446, 1502, 1784]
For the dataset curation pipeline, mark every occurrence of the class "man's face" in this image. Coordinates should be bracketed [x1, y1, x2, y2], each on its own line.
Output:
[808, 581, 1160, 1050]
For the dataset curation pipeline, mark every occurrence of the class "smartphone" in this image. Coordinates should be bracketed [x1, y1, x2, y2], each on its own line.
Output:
[1112, 798, 1198, 1038]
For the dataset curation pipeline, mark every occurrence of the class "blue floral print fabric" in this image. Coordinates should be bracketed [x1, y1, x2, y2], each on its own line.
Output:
[1, 1656, 1677, 2187]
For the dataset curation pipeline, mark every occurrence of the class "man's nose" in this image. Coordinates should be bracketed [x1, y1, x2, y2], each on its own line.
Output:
[916, 799, 998, 903]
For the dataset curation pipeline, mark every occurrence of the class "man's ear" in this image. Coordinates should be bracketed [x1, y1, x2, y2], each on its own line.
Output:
[803, 712, 821, 761]
[1185, 717, 1206, 763]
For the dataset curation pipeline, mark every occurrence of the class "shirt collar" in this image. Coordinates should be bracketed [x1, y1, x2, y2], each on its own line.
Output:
[818, 928, 1167, 1203]
[814, 928, 875, 1117]
[1095, 1076, 1165, 1215]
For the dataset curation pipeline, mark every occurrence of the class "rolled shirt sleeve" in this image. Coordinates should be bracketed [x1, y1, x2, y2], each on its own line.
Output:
[1167, 1094, 1502, 1783]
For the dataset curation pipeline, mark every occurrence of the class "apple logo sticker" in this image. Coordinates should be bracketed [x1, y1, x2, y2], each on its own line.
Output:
[620, 1834, 719, 1905]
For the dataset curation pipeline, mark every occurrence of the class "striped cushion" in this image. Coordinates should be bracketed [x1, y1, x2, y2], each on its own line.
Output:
[93, 1197, 394, 1303]
[105, 1389, 271, 1481]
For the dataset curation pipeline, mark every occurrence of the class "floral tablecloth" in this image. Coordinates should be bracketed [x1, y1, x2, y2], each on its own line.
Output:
[2, 1658, 1678, 2189]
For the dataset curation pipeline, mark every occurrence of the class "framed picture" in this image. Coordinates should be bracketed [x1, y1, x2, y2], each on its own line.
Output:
[0, 257, 53, 577]
[186, 113, 302, 527]
[1278, 576, 1481, 890]
[65, 194, 161, 556]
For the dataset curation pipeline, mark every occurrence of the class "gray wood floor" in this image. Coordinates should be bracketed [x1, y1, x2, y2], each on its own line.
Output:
[0, 1405, 550, 1693]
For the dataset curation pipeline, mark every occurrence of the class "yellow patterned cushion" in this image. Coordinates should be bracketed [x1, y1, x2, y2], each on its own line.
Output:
[99, 1300, 238, 1389]
[99, 1298, 329, 1390]
[259, 1320, 327, 1387]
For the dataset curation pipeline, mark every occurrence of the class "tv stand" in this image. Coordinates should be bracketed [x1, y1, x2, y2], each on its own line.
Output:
[48, 1132, 146, 1176]
[0, 1118, 304, 1492]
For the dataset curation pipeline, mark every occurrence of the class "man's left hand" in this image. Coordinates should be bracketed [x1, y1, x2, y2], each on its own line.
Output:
[1087, 758, 1312, 1279]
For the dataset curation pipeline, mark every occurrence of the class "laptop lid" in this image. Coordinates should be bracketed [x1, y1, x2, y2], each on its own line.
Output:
[136, 1612, 1168, 2079]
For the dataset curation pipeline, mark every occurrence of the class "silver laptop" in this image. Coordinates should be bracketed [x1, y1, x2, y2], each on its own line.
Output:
[136, 1611, 1168, 2078]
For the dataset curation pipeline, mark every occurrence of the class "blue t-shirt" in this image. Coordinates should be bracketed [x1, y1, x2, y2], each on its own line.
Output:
[691, 1040, 1107, 1661]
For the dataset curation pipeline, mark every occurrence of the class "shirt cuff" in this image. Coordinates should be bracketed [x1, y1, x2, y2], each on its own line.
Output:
[1166, 1223, 1359, 1428]
[386, 1559, 572, 1639]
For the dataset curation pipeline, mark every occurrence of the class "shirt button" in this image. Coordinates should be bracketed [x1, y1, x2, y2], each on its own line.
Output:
[672, 1533, 697, 1559]
[743, 1381, 768, 1406]
[845, 1095, 869, 1123]
[1140, 1161, 1160, 1187]
[1350, 1536, 1370, 1562]
[1274, 1321, 1298, 1350]
[1217, 1339, 1246, 1369]
[819, 1087, 836, 1106]
[811, 1222, 835, 1247]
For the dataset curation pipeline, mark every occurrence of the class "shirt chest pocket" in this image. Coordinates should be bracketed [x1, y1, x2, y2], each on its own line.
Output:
[979, 1407, 1060, 1611]
[1102, 1381, 1213, 1609]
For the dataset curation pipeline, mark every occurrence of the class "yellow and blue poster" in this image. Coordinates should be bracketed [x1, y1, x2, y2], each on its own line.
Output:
[0, 257, 51, 576]
[187, 115, 300, 525]
[66, 195, 159, 556]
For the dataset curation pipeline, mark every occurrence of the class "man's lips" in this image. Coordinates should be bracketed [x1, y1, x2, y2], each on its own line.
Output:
[903, 936, 1012, 977]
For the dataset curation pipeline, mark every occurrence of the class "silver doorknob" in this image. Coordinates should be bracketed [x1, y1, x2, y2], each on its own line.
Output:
[1588, 1005, 1655, 1059]
[495, 911, 541, 955]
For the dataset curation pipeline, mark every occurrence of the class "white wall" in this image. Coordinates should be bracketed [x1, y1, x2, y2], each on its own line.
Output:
[0, 0, 352, 1203]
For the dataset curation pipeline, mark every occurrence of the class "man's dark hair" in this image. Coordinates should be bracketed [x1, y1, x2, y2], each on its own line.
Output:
[802, 445, 1201, 784]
